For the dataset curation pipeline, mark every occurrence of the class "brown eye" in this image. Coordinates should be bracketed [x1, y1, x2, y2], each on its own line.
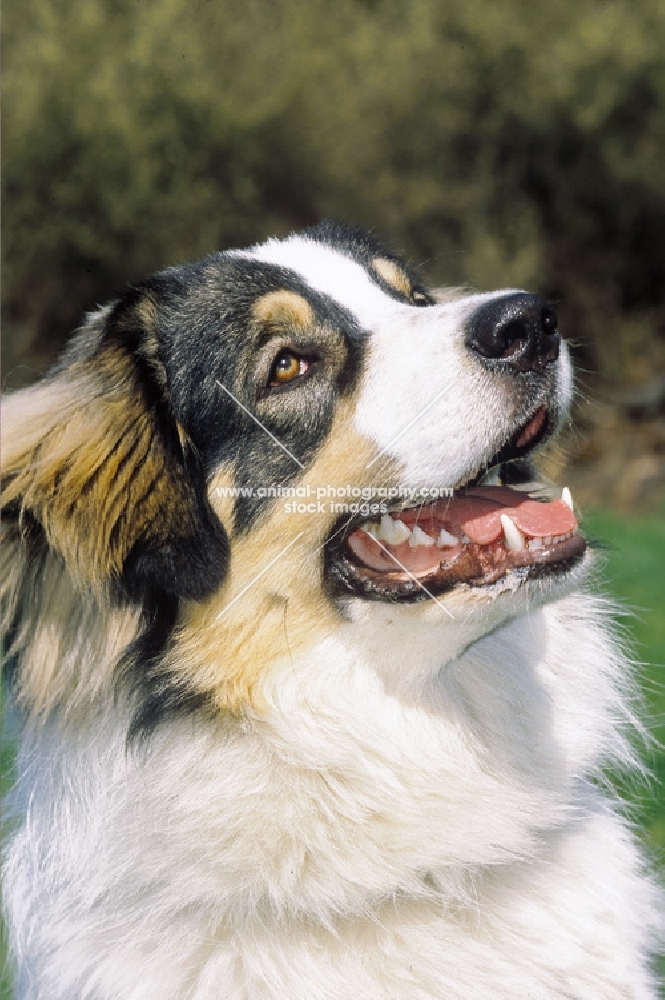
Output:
[269, 351, 309, 386]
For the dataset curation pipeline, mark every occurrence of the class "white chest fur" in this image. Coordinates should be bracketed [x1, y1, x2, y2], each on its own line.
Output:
[4, 592, 660, 998]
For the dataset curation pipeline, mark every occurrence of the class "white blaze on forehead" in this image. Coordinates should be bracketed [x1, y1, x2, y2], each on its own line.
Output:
[236, 235, 399, 328]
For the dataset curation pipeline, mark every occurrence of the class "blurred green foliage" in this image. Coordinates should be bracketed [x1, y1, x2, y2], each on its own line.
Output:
[3, 0, 665, 385]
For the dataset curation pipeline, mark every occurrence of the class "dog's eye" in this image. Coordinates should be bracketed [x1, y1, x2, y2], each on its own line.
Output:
[269, 350, 310, 386]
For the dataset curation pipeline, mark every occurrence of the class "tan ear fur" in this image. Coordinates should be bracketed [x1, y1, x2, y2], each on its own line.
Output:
[1, 348, 197, 593]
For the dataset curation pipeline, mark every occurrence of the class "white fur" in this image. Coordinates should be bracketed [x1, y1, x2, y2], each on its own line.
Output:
[3, 236, 663, 998]
[245, 236, 573, 488]
[4, 595, 661, 998]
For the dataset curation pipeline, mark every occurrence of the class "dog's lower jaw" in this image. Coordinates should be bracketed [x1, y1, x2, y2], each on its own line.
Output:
[337, 548, 593, 698]
[3, 592, 660, 999]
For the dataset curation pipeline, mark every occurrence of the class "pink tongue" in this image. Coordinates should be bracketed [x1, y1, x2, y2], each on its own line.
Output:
[346, 487, 578, 577]
[398, 487, 577, 544]
[436, 489, 576, 544]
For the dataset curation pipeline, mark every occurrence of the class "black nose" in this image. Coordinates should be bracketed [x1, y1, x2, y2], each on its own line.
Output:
[465, 293, 560, 373]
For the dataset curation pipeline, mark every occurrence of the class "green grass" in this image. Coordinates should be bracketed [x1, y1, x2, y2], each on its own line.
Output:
[582, 507, 665, 993]
[1, 508, 664, 996]
[583, 508, 665, 853]
[1, 734, 16, 999]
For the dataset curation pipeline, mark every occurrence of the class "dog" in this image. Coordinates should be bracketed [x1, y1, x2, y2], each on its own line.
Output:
[1, 221, 662, 998]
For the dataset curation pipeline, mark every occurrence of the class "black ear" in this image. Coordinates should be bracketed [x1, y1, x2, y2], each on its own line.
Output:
[1, 285, 229, 602]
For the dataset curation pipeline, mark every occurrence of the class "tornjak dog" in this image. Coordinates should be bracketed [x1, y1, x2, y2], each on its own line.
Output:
[1, 222, 662, 998]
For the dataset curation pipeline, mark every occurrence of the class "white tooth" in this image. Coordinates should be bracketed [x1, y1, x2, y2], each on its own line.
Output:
[500, 514, 525, 552]
[437, 527, 459, 548]
[376, 515, 391, 541]
[461, 533, 471, 544]
[528, 536, 543, 550]
[362, 522, 379, 539]
[391, 519, 412, 545]
[562, 487, 573, 510]
[543, 535, 552, 546]
[378, 514, 397, 542]
[378, 514, 411, 545]
[409, 525, 436, 548]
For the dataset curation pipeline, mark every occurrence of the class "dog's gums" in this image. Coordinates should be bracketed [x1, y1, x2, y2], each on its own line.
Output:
[332, 485, 586, 598]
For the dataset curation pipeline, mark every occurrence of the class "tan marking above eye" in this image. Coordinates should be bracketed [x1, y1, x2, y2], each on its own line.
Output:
[252, 290, 315, 330]
[269, 351, 309, 385]
[371, 257, 412, 299]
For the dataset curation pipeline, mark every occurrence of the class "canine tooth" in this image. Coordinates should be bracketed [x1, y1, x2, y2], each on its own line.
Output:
[409, 525, 436, 548]
[562, 487, 573, 510]
[437, 527, 459, 548]
[500, 514, 525, 552]
[528, 536, 543, 551]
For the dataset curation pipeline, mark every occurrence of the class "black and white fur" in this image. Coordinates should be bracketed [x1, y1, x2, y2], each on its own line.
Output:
[1, 223, 662, 998]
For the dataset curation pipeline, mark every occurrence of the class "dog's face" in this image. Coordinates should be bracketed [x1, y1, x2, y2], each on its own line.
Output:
[1, 222, 585, 729]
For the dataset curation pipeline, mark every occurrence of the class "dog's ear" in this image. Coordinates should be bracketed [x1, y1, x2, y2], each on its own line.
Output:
[1, 286, 229, 601]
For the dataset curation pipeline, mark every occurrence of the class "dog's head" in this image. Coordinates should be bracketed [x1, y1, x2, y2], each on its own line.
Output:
[1, 222, 585, 730]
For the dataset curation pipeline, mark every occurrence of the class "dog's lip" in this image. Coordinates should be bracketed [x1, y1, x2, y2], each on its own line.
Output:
[327, 530, 586, 602]
[464, 404, 552, 490]
[324, 405, 586, 601]
[330, 404, 556, 539]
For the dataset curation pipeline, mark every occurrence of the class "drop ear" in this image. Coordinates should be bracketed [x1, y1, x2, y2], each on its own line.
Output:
[1, 289, 229, 601]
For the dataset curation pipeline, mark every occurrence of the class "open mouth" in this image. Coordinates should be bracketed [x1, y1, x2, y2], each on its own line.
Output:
[326, 407, 587, 602]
